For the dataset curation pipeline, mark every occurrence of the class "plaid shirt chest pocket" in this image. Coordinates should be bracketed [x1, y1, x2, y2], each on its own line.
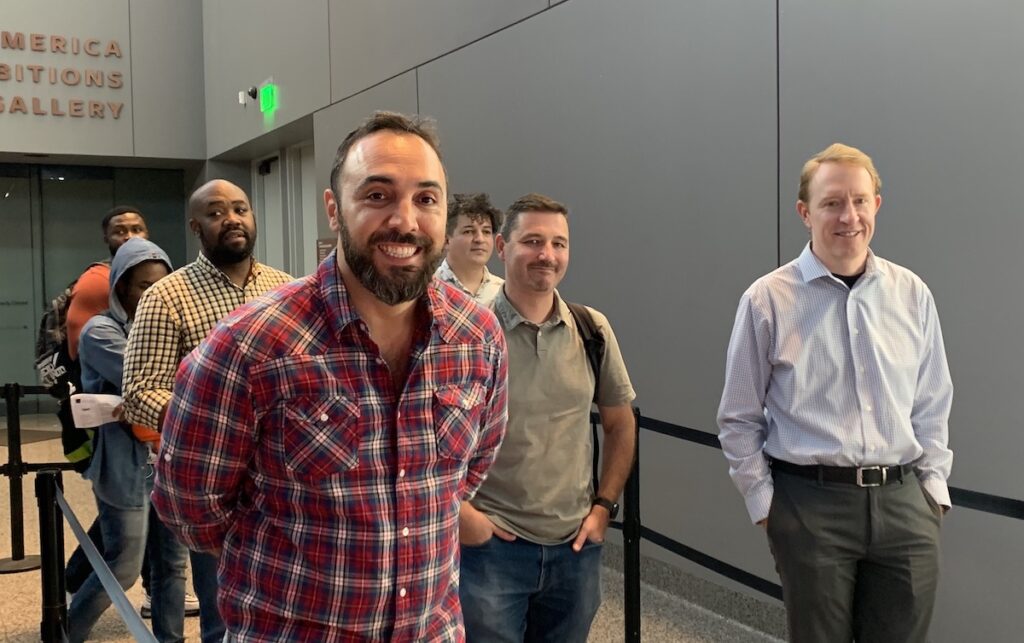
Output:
[433, 383, 486, 462]
[278, 394, 362, 480]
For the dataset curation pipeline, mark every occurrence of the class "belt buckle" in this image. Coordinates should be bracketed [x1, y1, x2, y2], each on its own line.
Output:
[856, 466, 886, 487]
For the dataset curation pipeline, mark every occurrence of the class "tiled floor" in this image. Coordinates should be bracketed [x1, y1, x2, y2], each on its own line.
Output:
[1, 415, 778, 642]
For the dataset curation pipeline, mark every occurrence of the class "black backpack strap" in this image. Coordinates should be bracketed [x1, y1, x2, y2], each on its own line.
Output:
[566, 301, 607, 496]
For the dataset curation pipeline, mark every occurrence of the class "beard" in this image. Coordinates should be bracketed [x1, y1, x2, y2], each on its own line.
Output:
[203, 227, 256, 266]
[340, 220, 442, 306]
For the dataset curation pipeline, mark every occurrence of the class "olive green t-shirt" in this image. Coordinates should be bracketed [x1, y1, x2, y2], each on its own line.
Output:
[470, 290, 635, 544]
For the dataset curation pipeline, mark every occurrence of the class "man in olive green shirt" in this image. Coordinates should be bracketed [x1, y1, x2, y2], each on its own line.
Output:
[458, 193, 636, 643]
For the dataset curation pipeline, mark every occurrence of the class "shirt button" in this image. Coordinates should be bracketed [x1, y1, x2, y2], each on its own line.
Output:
[163, 453, 171, 462]
[865, 405, 873, 412]
[402, 527, 409, 537]
[853, 329, 860, 335]
[319, 413, 329, 422]
[398, 469, 406, 478]
[399, 588, 407, 598]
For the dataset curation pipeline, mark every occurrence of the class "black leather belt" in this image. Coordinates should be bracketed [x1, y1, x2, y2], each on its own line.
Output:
[770, 459, 912, 487]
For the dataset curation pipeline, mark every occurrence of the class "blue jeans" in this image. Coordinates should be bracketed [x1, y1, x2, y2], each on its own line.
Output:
[65, 516, 104, 594]
[147, 507, 225, 643]
[147, 504, 188, 643]
[67, 497, 147, 643]
[190, 550, 225, 643]
[459, 537, 603, 643]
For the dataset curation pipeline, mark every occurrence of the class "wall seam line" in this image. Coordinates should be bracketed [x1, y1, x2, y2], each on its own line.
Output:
[128, 0, 136, 156]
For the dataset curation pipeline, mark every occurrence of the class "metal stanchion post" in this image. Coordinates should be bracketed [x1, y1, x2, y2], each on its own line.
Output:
[1, 382, 42, 573]
[623, 407, 642, 643]
[36, 469, 67, 643]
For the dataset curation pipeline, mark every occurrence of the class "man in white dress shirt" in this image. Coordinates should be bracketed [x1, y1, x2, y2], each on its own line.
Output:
[717, 143, 953, 643]
[434, 192, 504, 305]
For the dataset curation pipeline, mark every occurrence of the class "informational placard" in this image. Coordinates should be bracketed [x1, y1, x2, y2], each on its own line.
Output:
[316, 238, 335, 264]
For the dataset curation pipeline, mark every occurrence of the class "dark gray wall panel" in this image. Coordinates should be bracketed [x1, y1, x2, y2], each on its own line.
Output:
[419, 0, 777, 433]
[328, 0, 547, 102]
[779, 0, 1024, 500]
[130, 0, 205, 159]
[930, 508, 1024, 641]
[313, 71, 418, 237]
[203, 0, 330, 157]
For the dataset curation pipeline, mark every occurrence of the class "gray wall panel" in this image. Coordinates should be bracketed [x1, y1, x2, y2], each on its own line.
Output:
[638, 433, 780, 596]
[779, 0, 1024, 500]
[930, 508, 1024, 642]
[328, 0, 547, 102]
[0, 0, 134, 156]
[312, 71, 418, 238]
[130, 0, 205, 159]
[419, 0, 777, 433]
[203, 0, 330, 157]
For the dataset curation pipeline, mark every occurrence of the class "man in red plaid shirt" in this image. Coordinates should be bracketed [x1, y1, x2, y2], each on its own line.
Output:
[152, 112, 509, 641]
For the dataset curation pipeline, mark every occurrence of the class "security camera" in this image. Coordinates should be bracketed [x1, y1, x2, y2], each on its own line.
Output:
[247, 87, 258, 100]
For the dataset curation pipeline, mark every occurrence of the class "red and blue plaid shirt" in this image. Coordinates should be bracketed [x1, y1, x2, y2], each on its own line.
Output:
[152, 252, 508, 642]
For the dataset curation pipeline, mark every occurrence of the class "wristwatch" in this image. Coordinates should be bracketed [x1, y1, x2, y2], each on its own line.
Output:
[592, 497, 620, 520]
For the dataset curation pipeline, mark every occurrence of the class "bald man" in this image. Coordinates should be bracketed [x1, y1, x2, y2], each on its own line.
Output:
[122, 180, 292, 643]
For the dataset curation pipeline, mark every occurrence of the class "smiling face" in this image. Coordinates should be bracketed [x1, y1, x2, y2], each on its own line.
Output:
[324, 130, 447, 306]
[189, 180, 257, 267]
[796, 161, 881, 275]
[496, 211, 569, 295]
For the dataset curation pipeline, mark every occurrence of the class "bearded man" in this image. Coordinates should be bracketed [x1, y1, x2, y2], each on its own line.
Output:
[150, 112, 509, 642]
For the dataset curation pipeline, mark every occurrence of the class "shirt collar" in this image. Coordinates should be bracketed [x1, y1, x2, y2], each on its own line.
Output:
[195, 252, 259, 287]
[493, 287, 568, 330]
[436, 259, 498, 292]
[796, 242, 880, 285]
[318, 252, 456, 343]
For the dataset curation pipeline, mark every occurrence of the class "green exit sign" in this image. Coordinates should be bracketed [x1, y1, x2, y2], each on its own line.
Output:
[259, 84, 278, 113]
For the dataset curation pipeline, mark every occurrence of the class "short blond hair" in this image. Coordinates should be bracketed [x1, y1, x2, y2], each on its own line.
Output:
[798, 143, 881, 204]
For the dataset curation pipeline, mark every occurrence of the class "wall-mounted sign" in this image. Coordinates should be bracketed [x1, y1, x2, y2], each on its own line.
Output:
[0, 30, 126, 119]
[316, 238, 335, 264]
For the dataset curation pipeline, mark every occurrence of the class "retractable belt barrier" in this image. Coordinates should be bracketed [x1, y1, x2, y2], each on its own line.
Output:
[597, 409, 1024, 643]
[3, 383, 156, 642]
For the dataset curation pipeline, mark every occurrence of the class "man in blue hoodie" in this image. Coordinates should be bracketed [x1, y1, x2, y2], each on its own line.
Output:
[68, 237, 174, 643]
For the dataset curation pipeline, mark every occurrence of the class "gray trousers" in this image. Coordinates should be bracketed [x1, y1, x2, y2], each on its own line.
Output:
[766, 469, 942, 643]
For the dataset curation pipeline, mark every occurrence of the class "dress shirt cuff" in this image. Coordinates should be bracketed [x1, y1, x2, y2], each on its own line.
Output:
[126, 389, 172, 431]
[744, 483, 774, 525]
[919, 475, 951, 509]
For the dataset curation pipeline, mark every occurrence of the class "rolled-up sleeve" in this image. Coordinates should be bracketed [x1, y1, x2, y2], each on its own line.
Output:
[152, 322, 256, 552]
[461, 333, 508, 501]
[122, 288, 181, 430]
[717, 290, 775, 523]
